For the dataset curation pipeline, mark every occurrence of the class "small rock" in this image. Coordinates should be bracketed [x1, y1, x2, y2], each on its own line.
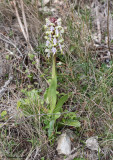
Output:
[86, 136, 101, 152]
[57, 132, 71, 155]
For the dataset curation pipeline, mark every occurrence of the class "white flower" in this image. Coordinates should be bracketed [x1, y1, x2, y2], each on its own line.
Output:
[59, 43, 64, 51]
[45, 48, 50, 53]
[46, 40, 50, 46]
[53, 37, 57, 46]
[52, 47, 57, 55]
[60, 28, 64, 33]
[46, 31, 51, 35]
[48, 34, 52, 41]
[50, 26, 54, 32]
[46, 18, 51, 26]
[57, 18, 61, 26]
[58, 39, 64, 43]
[44, 25, 47, 29]
[44, 36, 48, 39]
[55, 28, 59, 37]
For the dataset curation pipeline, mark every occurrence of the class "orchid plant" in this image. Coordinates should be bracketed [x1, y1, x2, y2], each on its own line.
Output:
[44, 17, 65, 112]
[44, 17, 68, 137]
[44, 17, 80, 138]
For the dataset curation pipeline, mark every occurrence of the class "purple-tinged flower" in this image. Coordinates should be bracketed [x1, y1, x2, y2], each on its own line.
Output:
[58, 39, 64, 43]
[44, 17, 64, 57]
[46, 40, 50, 46]
[53, 37, 57, 46]
[52, 47, 57, 55]
[50, 26, 54, 32]
[59, 43, 62, 50]
[48, 34, 52, 41]
[55, 28, 59, 37]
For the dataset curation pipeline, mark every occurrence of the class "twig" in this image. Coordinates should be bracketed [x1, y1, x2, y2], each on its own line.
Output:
[13, 0, 28, 42]
[20, 0, 29, 42]
[95, 1, 101, 43]
[107, 0, 110, 50]
[64, 152, 79, 160]
[0, 33, 23, 57]
[13, 0, 40, 68]
[85, 95, 113, 121]
[0, 75, 13, 99]
[0, 116, 14, 128]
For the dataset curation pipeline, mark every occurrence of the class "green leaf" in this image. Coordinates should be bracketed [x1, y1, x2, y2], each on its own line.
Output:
[1, 111, 7, 117]
[17, 101, 21, 109]
[47, 78, 57, 113]
[44, 88, 49, 104]
[63, 111, 77, 119]
[32, 61, 36, 65]
[54, 94, 68, 113]
[61, 120, 81, 127]
[27, 74, 32, 78]
[54, 112, 61, 120]
[28, 54, 35, 60]
[70, 45, 75, 52]
[6, 55, 9, 60]
[48, 120, 55, 137]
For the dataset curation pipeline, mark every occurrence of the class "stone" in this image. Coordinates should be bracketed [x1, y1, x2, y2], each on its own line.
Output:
[57, 132, 71, 155]
[86, 136, 101, 152]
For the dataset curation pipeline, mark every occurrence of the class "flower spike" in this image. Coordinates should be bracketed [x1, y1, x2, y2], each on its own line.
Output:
[44, 17, 64, 57]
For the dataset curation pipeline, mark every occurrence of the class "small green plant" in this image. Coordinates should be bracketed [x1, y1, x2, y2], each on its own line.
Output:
[1, 111, 7, 117]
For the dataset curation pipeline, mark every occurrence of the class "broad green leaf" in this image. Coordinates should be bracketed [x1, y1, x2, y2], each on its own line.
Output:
[48, 78, 57, 113]
[48, 120, 55, 137]
[61, 120, 81, 127]
[45, 55, 57, 113]
[1, 111, 7, 117]
[54, 94, 68, 113]
[44, 88, 49, 104]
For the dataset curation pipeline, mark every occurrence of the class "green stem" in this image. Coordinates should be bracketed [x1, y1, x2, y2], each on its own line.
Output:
[52, 54, 57, 87]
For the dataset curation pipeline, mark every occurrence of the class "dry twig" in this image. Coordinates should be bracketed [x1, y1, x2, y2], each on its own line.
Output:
[0, 75, 13, 99]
